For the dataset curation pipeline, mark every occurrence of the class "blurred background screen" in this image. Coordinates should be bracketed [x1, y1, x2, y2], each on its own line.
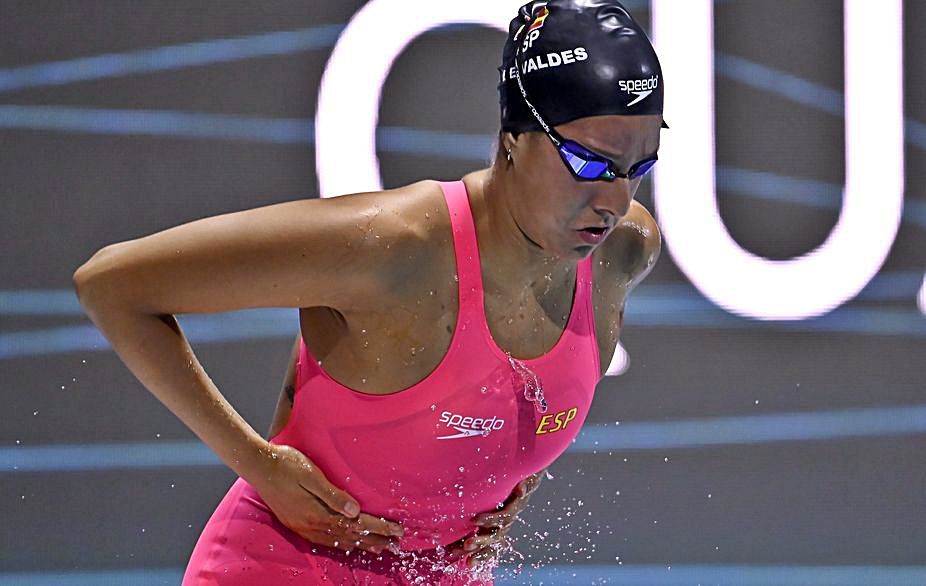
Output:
[1, 1, 924, 584]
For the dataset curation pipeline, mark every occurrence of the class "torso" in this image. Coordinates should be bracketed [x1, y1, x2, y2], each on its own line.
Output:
[298, 174, 628, 395]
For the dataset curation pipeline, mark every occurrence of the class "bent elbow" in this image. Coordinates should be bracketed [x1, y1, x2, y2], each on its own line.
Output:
[72, 244, 129, 308]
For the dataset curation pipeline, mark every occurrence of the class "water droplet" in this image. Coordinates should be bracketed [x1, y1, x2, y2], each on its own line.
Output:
[480, 386, 488, 393]
[430, 404, 436, 411]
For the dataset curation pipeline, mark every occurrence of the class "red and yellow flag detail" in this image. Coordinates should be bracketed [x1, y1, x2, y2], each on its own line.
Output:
[529, 6, 550, 32]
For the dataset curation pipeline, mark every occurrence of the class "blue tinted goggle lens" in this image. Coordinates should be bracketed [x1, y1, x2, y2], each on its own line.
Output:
[559, 141, 613, 180]
[558, 141, 657, 181]
[559, 144, 610, 179]
[628, 157, 658, 179]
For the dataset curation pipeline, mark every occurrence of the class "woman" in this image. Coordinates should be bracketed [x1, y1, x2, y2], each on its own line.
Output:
[73, 1, 665, 583]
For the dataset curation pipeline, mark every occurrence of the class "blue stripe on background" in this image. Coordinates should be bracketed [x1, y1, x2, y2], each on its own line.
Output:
[1, 273, 921, 316]
[7, 104, 926, 229]
[1, 105, 924, 228]
[3, 565, 926, 586]
[499, 564, 926, 585]
[2, 270, 924, 359]
[4, 404, 925, 473]
[0, 25, 345, 92]
[716, 165, 842, 208]
[0, 105, 316, 143]
[715, 165, 926, 229]
[0, 105, 496, 159]
[714, 53, 844, 116]
[571, 404, 926, 451]
[1, 20, 923, 151]
[1, 441, 221, 472]
[0, 310, 297, 359]
[0, 569, 182, 586]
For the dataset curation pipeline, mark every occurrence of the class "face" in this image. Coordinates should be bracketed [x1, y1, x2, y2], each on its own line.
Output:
[503, 113, 662, 259]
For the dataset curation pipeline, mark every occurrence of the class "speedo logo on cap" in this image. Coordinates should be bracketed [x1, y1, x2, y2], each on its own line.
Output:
[436, 410, 505, 440]
[618, 75, 659, 106]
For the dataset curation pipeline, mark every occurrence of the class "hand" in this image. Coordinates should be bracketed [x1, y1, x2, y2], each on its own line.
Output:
[249, 443, 405, 554]
[445, 468, 546, 568]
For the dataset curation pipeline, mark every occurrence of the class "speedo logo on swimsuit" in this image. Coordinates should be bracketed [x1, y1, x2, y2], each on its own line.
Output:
[618, 75, 659, 107]
[436, 410, 505, 440]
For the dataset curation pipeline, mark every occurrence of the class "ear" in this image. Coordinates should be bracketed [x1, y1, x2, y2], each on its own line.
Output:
[500, 131, 522, 153]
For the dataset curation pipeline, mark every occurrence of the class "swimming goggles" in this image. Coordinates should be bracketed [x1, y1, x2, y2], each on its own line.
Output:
[512, 47, 659, 182]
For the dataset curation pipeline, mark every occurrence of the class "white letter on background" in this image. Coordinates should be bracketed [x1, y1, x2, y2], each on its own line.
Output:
[315, 0, 516, 198]
[650, 0, 904, 320]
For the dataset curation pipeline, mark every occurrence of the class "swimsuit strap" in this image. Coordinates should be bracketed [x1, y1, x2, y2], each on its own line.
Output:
[437, 180, 487, 330]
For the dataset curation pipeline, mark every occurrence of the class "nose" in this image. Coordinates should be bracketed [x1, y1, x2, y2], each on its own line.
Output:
[592, 178, 633, 220]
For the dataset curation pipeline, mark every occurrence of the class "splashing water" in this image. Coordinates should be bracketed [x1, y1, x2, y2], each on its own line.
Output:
[506, 354, 547, 413]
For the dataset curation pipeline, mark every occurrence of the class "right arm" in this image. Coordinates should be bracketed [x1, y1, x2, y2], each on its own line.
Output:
[72, 187, 425, 514]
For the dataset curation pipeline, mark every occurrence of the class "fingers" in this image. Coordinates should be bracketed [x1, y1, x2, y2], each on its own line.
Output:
[312, 510, 404, 554]
[467, 545, 502, 569]
[517, 472, 543, 498]
[465, 530, 514, 569]
[444, 524, 512, 563]
[472, 495, 527, 528]
[471, 473, 543, 527]
[465, 524, 512, 551]
[302, 473, 361, 518]
[304, 529, 398, 555]
[354, 512, 405, 539]
[297, 515, 401, 555]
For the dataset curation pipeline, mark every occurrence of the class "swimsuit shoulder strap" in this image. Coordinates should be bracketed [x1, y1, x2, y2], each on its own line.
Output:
[437, 180, 485, 327]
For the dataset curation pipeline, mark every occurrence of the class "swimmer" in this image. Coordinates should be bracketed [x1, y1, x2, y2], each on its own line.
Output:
[73, 1, 665, 583]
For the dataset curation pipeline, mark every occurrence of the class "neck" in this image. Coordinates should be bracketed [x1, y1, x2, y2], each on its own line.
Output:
[462, 164, 577, 295]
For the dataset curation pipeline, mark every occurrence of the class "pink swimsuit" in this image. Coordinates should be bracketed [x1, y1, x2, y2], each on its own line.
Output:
[182, 180, 602, 585]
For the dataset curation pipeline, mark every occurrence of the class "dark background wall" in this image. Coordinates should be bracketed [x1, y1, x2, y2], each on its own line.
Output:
[1, 1, 924, 584]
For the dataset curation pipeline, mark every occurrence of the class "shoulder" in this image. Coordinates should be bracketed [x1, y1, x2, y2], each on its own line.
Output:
[329, 179, 451, 291]
[603, 200, 661, 289]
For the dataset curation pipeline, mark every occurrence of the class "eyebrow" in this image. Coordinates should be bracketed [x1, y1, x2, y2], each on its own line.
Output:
[583, 140, 656, 164]
[590, 144, 659, 171]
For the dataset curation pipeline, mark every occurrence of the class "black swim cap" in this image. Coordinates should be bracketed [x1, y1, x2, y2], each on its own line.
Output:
[498, 0, 668, 134]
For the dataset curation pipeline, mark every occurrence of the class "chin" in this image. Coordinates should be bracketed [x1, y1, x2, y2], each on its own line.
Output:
[572, 245, 595, 258]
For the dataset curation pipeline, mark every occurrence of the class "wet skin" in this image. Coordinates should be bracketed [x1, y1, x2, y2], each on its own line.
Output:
[266, 113, 664, 566]
[74, 100, 664, 564]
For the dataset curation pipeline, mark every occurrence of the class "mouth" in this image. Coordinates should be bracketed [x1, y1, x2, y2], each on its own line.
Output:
[576, 225, 611, 245]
